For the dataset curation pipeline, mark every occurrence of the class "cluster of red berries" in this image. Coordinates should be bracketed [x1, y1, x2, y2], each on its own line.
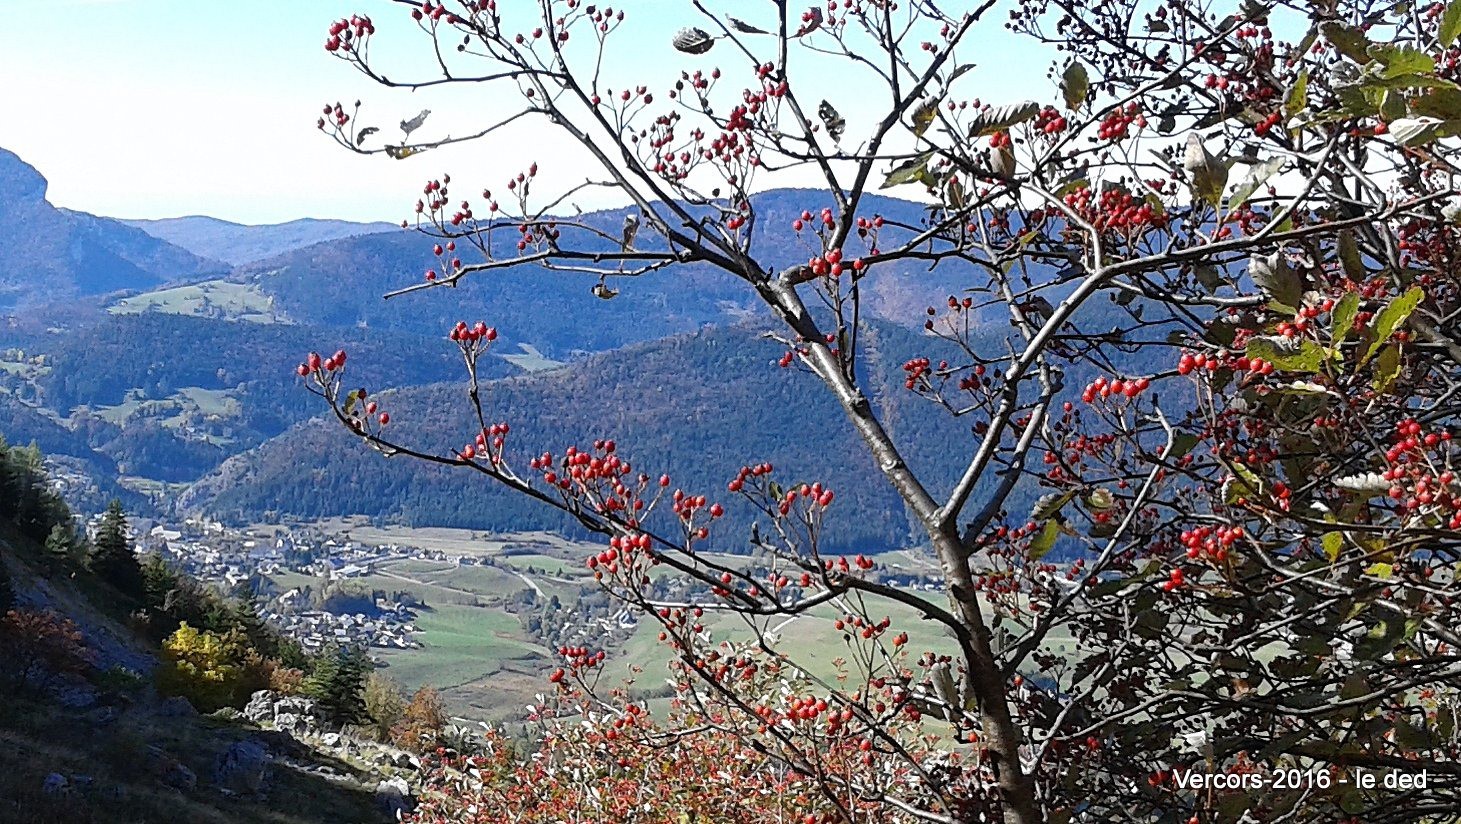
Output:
[1034, 106, 1069, 135]
[548, 645, 606, 683]
[902, 357, 937, 389]
[1253, 110, 1284, 136]
[1062, 184, 1167, 233]
[1079, 375, 1151, 403]
[324, 16, 373, 53]
[833, 612, 891, 639]
[1180, 524, 1244, 562]
[449, 320, 497, 345]
[1096, 103, 1143, 140]
[318, 102, 351, 131]
[727, 463, 774, 493]
[1160, 566, 1185, 592]
[670, 488, 722, 523]
[295, 349, 348, 377]
[989, 130, 1013, 149]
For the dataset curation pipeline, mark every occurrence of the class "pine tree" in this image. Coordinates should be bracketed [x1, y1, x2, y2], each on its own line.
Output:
[43, 524, 74, 570]
[89, 499, 143, 599]
[306, 644, 370, 726]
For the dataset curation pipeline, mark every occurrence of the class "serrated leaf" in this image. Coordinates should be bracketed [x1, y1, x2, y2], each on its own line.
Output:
[1183, 134, 1227, 206]
[881, 151, 935, 188]
[1247, 336, 1328, 373]
[967, 101, 1040, 138]
[1228, 156, 1285, 209]
[1250, 252, 1304, 311]
[1028, 519, 1061, 560]
[1061, 62, 1089, 111]
[1369, 43, 1437, 77]
[1321, 22, 1372, 64]
[1444, 2, 1461, 47]
[1331, 291, 1360, 348]
[1284, 70, 1308, 119]
[1362, 286, 1425, 363]
[911, 98, 939, 137]
[1374, 343, 1403, 392]
[1323, 531, 1344, 562]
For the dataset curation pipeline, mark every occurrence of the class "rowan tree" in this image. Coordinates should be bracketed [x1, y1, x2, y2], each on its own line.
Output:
[301, 0, 1461, 821]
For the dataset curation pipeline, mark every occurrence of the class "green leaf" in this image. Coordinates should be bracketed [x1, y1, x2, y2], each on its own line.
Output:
[967, 101, 1040, 138]
[1390, 116, 1445, 146]
[881, 151, 936, 189]
[1369, 43, 1437, 77]
[1321, 22, 1372, 64]
[1228, 156, 1285, 209]
[1365, 561, 1394, 579]
[1323, 532, 1344, 563]
[1337, 231, 1365, 281]
[1031, 490, 1078, 522]
[1250, 252, 1304, 312]
[1284, 70, 1308, 119]
[1374, 343, 1403, 392]
[1246, 337, 1328, 373]
[1225, 460, 1265, 505]
[344, 389, 362, 416]
[1445, 1, 1461, 47]
[1061, 62, 1090, 111]
[1362, 286, 1425, 363]
[1331, 290, 1360, 349]
[1028, 519, 1061, 560]
[911, 98, 939, 137]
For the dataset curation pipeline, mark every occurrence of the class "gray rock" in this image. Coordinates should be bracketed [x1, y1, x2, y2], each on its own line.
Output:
[242, 690, 322, 735]
[210, 707, 243, 722]
[375, 777, 414, 817]
[146, 746, 197, 791]
[42, 773, 68, 795]
[158, 696, 198, 717]
[213, 739, 270, 795]
[320, 732, 342, 748]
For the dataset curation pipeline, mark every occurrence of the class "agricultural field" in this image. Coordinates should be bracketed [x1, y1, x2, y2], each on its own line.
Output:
[109, 280, 284, 324]
[266, 521, 1079, 726]
[499, 343, 566, 373]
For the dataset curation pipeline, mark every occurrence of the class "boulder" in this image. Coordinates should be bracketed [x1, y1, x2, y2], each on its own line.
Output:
[375, 777, 414, 817]
[242, 690, 323, 735]
[158, 696, 198, 718]
[320, 732, 342, 748]
[146, 746, 197, 791]
[213, 739, 270, 795]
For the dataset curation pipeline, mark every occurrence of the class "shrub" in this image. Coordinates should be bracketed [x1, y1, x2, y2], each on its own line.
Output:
[0, 608, 93, 692]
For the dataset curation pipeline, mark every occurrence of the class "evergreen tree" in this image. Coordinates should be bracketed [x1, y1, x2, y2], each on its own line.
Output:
[43, 524, 74, 570]
[89, 499, 143, 599]
[306, 643, 370, 726]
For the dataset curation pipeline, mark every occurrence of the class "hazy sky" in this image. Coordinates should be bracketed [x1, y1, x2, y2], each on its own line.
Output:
[0, 1, 1043, 225]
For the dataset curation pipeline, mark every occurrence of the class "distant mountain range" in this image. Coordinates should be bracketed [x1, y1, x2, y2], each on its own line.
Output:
[0, 144, 1159, 553]
[121, 215, 399, 267]
[0, 149, 224, 309]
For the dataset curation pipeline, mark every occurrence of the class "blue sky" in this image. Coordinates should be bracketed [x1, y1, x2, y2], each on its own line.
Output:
[0, 1, 1044, 224]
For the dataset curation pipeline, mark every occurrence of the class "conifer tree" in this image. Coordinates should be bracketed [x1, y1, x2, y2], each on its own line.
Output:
[306, 643, 370, 726]
[43, 524, 74, 570]
[89, 499, 142, 598]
